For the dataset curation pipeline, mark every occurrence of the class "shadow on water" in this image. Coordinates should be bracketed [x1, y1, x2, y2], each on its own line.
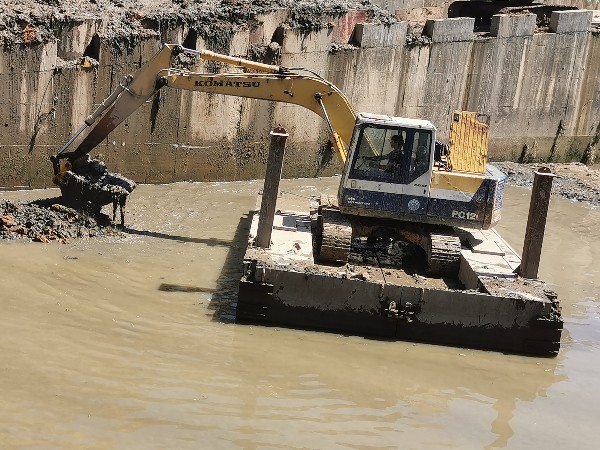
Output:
[158, 284, 217, 293]
[121, 213, 254, 324]
[121, 226, 234, 246]
[204, 212, 254, 323]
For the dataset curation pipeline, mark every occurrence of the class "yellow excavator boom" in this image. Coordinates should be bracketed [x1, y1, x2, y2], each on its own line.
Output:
[53, 44, 356, 171]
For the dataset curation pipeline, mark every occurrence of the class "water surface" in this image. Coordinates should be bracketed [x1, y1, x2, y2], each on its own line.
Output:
[1, 178, 598, 449]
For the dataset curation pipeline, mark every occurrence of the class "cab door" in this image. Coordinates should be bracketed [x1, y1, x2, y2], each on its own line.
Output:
[399, 129, 433, 214]
[340, 124, 432, 217]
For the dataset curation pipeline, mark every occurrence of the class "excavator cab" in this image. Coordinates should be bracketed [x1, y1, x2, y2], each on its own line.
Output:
[336, 111, 503, 232]
[317, 111, 505, 274]
[339, 113, 436, 219]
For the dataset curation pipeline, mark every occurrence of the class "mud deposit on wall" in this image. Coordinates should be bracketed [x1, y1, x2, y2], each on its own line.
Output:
[0, 0, 392, 47]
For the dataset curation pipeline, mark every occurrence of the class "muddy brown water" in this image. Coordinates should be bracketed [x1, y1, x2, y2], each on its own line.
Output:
[1, 178, 599, 449]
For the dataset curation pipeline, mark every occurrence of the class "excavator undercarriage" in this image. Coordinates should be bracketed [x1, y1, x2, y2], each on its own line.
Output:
[313, 196, 462, 277]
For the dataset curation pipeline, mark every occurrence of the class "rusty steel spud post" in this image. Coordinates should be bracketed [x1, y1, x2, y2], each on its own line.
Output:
[255, 127, 288, 248]
[519, 167, 556, 279]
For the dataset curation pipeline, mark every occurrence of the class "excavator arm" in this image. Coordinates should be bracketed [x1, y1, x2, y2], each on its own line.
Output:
[52, 44, 357, 174]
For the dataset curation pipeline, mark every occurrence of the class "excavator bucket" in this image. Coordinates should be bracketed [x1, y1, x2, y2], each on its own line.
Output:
[53, 158, 136, 225]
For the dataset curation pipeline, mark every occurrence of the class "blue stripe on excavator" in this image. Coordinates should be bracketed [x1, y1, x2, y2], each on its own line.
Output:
[341, 189, 428, 215]
[341, 177, 500, 228]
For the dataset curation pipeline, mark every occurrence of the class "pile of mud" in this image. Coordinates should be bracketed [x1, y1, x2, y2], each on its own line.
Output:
[0, 0, 393, 49]
[0, 199, 118, 243]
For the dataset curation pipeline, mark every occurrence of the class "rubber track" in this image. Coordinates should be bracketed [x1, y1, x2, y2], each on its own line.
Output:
[318, 209, 352, 265]
[427, 232, 461, 276]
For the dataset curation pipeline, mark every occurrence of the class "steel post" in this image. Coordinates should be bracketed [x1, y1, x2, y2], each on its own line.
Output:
[255, 127, 288, 248]
[519, 167, 556, 279]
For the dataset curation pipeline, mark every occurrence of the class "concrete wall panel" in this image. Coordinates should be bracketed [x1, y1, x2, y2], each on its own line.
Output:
[282, 28, 333, 54]
[490, 14, 535, 38]
[333, 10, 370, 43]
[550, 10, 593, 33]
[56, 20, 100, 60]
[230, 29, 251, 56]
[421, 41, 472, 137]
[424, 17, 474, 43]
[249, 10, 289, 45]
[3, 12, 600, 187]
[396, 45, 430, 117]
[574, 34, 600, 136]
[330, 47, 405, 116]
[353, 22, 408, 48]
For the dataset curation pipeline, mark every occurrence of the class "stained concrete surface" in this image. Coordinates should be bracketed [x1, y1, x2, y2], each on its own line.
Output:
[1, 3, 600, 188]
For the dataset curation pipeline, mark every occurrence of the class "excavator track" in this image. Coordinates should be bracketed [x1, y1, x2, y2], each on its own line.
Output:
[426, 231, 462, 277]
[317, 208, 353, 265]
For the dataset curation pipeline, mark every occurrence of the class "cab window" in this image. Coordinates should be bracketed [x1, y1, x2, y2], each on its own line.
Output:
[407, 130, 431, 183]
[349, 125, 431, 184]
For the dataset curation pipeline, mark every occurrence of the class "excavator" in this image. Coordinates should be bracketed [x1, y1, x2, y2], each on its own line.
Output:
[51, 43, 506, 275]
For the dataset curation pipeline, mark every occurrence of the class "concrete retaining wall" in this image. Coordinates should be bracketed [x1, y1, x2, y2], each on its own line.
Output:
[1, 10, 600, 187]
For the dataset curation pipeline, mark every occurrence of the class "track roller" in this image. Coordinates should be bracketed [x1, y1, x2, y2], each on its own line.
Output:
[426, 231, 462, 276]
[317, 208, 352, 265]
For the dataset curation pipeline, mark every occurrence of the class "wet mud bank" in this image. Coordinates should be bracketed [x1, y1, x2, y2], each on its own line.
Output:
[494, 162, 600, 207]
[0, 198, 120, 242]
[1, 2, 600, 188]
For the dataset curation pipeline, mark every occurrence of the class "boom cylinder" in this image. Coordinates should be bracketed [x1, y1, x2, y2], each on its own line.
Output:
[182, 47, 283, 74]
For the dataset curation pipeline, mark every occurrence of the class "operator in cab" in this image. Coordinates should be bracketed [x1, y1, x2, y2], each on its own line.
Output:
[386, 133, 405, 173]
